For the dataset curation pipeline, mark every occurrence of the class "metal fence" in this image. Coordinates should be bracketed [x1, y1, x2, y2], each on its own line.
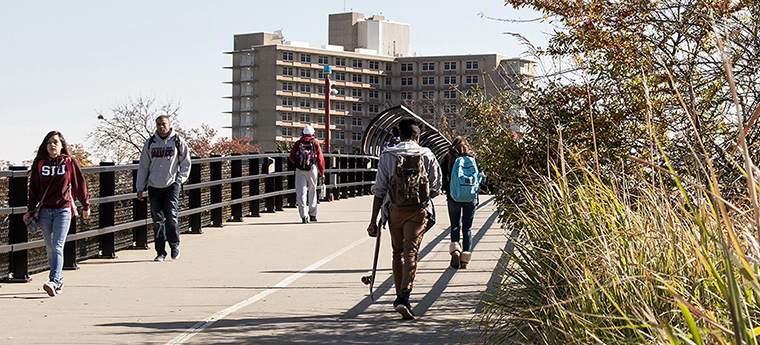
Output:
[0, 153, 378, 283]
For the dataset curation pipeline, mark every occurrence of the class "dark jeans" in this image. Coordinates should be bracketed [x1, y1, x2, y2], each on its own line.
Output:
[149, 183, 180, 256]
[447, 197, 477, 252]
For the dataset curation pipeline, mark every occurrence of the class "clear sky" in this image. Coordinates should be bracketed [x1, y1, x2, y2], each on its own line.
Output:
[0, 0, 549, 165]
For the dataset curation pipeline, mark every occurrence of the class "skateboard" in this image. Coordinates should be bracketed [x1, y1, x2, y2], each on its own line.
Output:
[361, 222, 382, 300]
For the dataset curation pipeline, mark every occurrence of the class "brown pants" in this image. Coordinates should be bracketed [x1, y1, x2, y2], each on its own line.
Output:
[388, 205, 428, 296]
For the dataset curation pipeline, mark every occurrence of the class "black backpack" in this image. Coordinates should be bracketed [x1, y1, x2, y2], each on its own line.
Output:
[295, 139, 318, 171]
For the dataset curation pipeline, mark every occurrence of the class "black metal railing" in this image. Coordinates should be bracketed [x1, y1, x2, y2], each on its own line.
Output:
[0, 153, 378, 282]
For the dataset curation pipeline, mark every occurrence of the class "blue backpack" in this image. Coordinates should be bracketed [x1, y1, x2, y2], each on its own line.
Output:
[450, 156, 482, 203]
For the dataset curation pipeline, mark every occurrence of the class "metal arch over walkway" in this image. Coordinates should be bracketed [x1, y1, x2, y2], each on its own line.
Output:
[361, 105, 451, 160]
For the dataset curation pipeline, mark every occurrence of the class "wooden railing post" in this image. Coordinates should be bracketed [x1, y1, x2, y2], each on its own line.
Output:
[230, 154, 243, 222]
[274, 156, 284, 211]
[131, 160, 148, 249]
[248, 155, 260, 217]
[3, 166, 31, 282]
[210, 155, 223, 227]
[188, 158, 203, 234]
[98, 162, 116, 259]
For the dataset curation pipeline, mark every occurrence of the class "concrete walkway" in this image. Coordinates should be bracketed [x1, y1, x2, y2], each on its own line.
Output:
[0, 194, 510, 345]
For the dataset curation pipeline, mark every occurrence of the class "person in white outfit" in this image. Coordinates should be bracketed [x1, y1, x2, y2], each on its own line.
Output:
[289, 126, 325, 223]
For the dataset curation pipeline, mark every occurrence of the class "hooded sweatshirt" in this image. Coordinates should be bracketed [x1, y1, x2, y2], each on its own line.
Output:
[136, 130, 192, 192]
[27, 154, 90, 213]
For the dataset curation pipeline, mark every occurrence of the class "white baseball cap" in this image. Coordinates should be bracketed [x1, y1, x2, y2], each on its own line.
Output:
[303, 125, 315, 135]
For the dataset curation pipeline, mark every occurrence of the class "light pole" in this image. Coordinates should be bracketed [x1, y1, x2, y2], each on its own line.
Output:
[323, 65, 337, 153]
[324, 65, 331, 153]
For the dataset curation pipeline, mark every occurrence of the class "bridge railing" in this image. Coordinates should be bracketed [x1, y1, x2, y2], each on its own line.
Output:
[0, 153, 378, 283]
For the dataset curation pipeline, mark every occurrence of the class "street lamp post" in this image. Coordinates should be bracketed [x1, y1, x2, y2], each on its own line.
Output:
[323, 65, 332, 154]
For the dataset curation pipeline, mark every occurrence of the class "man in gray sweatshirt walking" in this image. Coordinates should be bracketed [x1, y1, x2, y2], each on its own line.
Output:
[136, 115, 192, 262]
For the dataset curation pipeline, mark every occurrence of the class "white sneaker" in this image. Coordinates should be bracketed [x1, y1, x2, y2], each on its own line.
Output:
[43, 281, 57, 297]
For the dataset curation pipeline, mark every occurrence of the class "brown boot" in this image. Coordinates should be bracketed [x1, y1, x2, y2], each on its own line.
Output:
[449, 242, 462, 268]
[460, 251, 472, 269]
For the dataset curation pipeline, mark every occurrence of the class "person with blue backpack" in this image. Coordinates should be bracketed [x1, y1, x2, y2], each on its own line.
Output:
[289, 125, 325, 223]
[441, 136, 482, 269]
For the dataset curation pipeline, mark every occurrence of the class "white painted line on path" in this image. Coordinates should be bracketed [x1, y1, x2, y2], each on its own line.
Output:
[166, 236, 371, 345]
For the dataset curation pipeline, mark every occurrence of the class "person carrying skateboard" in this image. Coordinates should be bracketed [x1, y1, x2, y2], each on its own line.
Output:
[367, 117, 442, 320]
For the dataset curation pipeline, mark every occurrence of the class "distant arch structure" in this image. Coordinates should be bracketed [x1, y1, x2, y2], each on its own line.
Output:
[361, 105, 451, 160]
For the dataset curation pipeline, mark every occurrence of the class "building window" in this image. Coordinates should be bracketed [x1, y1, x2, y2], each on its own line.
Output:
[335, 116, 346, 125]
[282, 52, 293, 61]
[282, 82, 293, 91]
[282, 67, 294, 76]
[466, 61, 479, 70]
[281, 112, 293, 121]
[334, 131, 346, 140]
[368, 104, 379, 113]
[465, 75, 479, 84]
[444, 105, 457, 113]
[301, 54, 311, 63]
[352, 74, 363, 83]
[352, 132, 363, 141]
[443, 76, 457, 85]
[352, 117, 363, 126]
[318, 85, 325, 94]
[300, 69, 312, 78]
[281, 127, 293, 137]
[400, 91, 412, 99]
[317, 100, 325, 109]
[401, 77, 413, 86]
[353, 59, 363, 68]
[443, 90, 457, 99]
[282, 97, 293, 106]
[352, 88, 363, 97]
[385, 92, 391, 100]
[386, 62, 393, 71]
[385, 77, 391, 86]
[334, 102, 346, 110]
[351, 103, 363, 112]
[318, 56, 329, 64]
[422, 77, 435, 86]
[444, 61, 457, 70]
[422, 91, 434, 100]
[368, 75, 379, 84]
[299, 84, 311, 93]
[318, 70, 326, 79]
[401, 63, 413, 72]
[337, 87, 346, 96]
[369, 61, 380, 69]
[318, 115, 325, 124]
[422, 62, 435, 71]
[299, 99, 311, 108]
[368, 90, 379, 99]
[317, 129, 325, 139]
[335, 57, 346, 66]
[300, 114, 311, 123]
[334, 72, 346, 81]
[422, 105, 435, 114]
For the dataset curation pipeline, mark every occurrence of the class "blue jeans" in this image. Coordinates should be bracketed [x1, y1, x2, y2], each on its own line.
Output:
[149, 183, 181, 256]
[40, 207, 72, 286]
[447, 198, 477, 252]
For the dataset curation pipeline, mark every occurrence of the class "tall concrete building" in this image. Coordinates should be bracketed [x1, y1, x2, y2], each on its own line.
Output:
[226, 12, 534, 153]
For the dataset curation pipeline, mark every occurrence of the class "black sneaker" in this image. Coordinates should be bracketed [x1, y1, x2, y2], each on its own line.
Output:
[393, 296, 401, 309]
[171, 248, 180, 260]
[302, 217, 309, 224]
[310, 216, 317, 222]
[395, 300, 415, 320]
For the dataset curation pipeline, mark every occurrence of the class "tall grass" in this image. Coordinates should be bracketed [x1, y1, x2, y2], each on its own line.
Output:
[475, 164, 760, 344]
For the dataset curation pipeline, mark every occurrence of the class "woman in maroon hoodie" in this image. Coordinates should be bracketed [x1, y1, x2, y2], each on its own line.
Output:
[25, 131, 90, 297]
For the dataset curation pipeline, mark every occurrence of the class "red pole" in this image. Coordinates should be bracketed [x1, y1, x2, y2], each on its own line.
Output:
[324, 71, 331, 154]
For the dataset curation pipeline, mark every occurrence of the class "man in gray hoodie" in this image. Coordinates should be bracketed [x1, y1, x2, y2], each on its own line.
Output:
[136, 116, 192, 262]
[367, 117, 442, 319]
